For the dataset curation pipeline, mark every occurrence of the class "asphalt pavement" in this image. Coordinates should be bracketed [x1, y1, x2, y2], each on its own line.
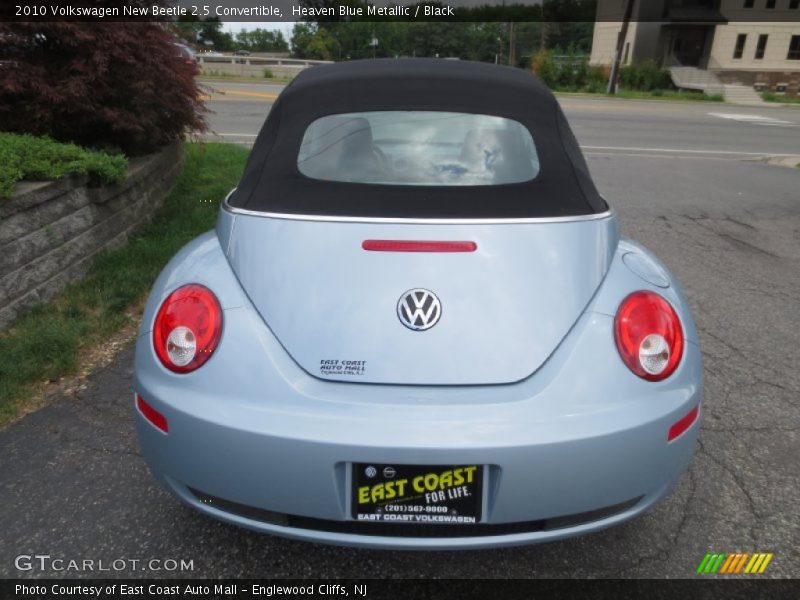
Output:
[199, 81, 800, 158]
[0, 84, 798, 579]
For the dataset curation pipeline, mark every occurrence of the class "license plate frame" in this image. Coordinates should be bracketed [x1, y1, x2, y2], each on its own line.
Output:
[351, 463, 483, 525]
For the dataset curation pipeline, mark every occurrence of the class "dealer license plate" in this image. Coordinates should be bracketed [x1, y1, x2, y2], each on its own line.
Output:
[351, 463, 483, 525]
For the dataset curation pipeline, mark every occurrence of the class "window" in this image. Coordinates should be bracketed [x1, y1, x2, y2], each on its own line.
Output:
[791, 0, 800, 9]
[789, 35, 800, 59]
[297, 112, 540, 186]
[765, 0, 776, 7]
[733, 34, 747, 59]
[755, 34, 768, 59]
[743, 0, 754, 7]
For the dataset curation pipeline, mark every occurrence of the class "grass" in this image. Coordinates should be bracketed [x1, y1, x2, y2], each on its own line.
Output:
[762, 91, 800, 105]
[0, 133, 128, 198]
[199, 71, 294, 85]
[0, 143, 249, 426]
[617, 89, 725, 102]
[556, 89, 724, 102]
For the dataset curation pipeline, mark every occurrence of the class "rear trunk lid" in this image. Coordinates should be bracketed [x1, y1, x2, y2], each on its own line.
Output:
[224, 212, 617, 385]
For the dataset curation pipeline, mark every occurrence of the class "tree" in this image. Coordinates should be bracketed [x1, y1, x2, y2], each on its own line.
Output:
[305, 28, 340, 61]
[288, 15, 593, 66]
[235, 29, 289, 53]
[291, 23, 340, 60]
[173, 18, 233, 51]
[291, 23, 317, 57]
[295, 22, 507, 62]
[0, 23, 206, 154]
[172, 19, 204, 45]
[318, 22, 407, 60]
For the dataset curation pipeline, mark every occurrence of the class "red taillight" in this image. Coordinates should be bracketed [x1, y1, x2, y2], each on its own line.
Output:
[136, 394, 168, 433]
[362, 240, 477, 253]
[153, 284, 222, 373]
[667, 405, 699, 441]
[614, 291, 684, 381]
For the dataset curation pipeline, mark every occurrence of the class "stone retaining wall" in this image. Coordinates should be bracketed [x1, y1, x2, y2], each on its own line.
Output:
[0, 143, 184, 329]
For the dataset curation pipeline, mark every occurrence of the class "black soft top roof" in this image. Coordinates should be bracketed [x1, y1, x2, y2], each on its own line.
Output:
[230, 59, 607, 219]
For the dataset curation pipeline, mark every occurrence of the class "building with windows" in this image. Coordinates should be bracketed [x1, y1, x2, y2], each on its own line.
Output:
[590, 0, 800, 96]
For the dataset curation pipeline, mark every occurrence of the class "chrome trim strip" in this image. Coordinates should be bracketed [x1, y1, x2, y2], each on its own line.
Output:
[221, 189, 614, 225]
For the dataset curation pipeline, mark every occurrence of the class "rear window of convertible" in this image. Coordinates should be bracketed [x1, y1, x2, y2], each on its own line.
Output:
[297, 111, 540, 187]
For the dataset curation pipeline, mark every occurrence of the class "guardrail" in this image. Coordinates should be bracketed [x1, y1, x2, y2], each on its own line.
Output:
[198, 56, 333, 69]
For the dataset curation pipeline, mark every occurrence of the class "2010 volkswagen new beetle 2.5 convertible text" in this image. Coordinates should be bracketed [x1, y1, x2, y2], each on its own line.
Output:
[134, 59, 702, 549]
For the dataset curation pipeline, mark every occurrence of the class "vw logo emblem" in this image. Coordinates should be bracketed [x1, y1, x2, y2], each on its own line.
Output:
[365, 466, 377, 478]
[397, 289, 442, 331]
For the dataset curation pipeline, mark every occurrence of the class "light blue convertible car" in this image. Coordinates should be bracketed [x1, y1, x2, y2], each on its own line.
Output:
[134, 59, 702, 549]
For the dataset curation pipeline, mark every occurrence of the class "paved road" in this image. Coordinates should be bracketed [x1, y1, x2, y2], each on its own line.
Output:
[199, 81, 800, 158]
[1, 85, 799, 579]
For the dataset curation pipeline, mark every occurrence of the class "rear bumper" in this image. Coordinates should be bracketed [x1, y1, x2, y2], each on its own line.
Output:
[154, 474, 672, 550]
[134, 306, 702, 550]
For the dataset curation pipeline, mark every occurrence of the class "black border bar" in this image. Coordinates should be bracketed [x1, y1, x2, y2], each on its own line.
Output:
[3, 579, 800, 600]
[3, 1, 800, 23]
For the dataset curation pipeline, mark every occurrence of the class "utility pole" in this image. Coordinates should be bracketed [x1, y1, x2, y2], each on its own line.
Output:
[539, 21, 548, 52]
[370, 34, 378, 59]
[508, 22, 516, 66]
[607, 0, 635, 94]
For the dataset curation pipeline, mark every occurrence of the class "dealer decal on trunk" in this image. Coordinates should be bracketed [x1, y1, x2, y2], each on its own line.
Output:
[320, 359, 367, 376]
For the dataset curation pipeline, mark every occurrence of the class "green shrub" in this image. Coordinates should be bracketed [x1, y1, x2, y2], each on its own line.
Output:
[0, 133, 127, 198]
[763, 91, 800, 104]
[557, 57, 584, 90]
[586, 65, 608, 85]
[0, 23, 205, 155]
[619, 61, 673, 91]
[533, 52, 613, 93]
[533, 54, 678, 96]
[531, 49, 559, 88]
[553, 45, 589, 91]
[263, 68, 274, 79]
[584, 80, 606, 94]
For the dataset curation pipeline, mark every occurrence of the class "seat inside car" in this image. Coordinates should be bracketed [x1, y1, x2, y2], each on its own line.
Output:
[300, 116, 389, 182]
[459, 129, 534, 184]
